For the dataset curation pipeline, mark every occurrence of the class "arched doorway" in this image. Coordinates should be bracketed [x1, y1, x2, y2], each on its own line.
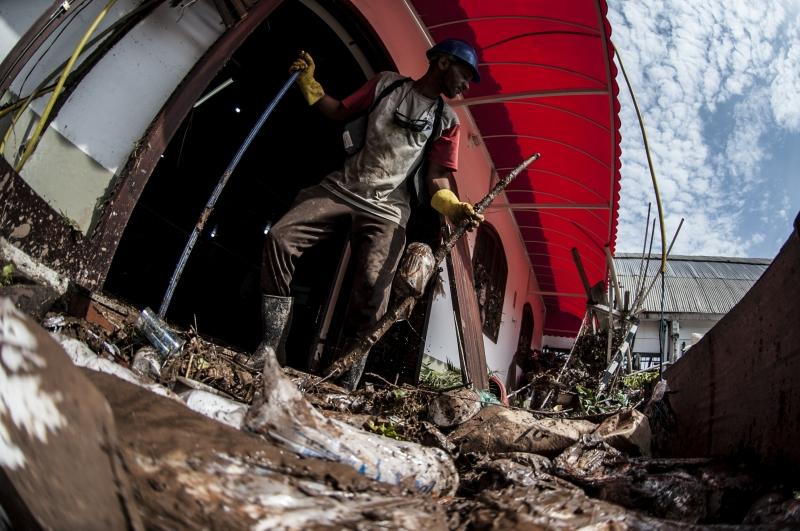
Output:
[104, 0, 393, 366]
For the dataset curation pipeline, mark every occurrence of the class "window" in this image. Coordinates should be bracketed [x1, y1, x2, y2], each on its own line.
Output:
[472, 223, 507, 342]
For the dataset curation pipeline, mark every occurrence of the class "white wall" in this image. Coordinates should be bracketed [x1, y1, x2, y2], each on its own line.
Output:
[633, 317, 719, 358]
[423, 265, 462, 369]
[1, 1, 224, 233]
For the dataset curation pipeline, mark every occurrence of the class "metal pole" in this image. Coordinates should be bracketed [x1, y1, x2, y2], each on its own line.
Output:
[159, 71, 300, 318]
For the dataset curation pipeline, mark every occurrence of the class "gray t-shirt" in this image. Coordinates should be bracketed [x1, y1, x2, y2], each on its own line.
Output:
[321, 72, 460, 227]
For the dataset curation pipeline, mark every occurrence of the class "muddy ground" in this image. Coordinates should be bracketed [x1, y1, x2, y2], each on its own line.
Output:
[2, 283, 799, 530]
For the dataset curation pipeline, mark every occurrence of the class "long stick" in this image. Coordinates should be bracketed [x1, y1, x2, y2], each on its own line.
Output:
[633, 203, 651, 298]
[159, 71, 300, 318]
[634, 218, 657, 310]
[322, 153, 541, 383]
[635, 217, 684, 314]
[539, 310, 589, 409]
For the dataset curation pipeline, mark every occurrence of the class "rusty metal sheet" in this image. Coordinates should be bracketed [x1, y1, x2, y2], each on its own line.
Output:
[661, 229, 800, 469]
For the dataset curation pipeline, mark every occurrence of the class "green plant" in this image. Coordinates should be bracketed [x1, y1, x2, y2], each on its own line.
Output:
[576, 384, 630, 415]
[0, 263, 13, 286]
[576, 384, 606, 415]
[419, 358, 463, 389]
[622, 370, 659, 390]
[366, 420, 402, 440]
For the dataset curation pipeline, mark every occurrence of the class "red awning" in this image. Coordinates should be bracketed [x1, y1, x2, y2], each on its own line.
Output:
[410, 0, 621, 336]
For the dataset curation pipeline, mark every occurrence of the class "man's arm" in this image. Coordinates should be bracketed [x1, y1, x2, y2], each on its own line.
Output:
[314, 94, 352, 122]
[291, 51, 357, 122]
[427, 162, 484, 229]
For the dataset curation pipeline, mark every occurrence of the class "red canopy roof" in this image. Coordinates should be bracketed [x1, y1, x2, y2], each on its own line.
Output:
[410, 0, 621, 336]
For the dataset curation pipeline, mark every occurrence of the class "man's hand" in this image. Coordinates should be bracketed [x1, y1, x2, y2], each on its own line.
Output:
[290, 51, 324, 106]
[431, 189, 484, 230]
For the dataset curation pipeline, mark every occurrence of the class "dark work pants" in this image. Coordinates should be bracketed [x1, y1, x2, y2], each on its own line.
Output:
[261, 185, 406, 336]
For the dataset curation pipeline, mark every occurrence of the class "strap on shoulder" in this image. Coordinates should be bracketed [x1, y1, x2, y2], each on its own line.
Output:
[368, 76, 410, 114]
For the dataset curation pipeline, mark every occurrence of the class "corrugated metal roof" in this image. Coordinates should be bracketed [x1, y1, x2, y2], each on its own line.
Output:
[613, 255, 770, 314]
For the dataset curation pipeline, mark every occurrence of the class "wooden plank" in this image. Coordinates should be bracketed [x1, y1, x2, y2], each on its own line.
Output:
[449, 235, 489, 390]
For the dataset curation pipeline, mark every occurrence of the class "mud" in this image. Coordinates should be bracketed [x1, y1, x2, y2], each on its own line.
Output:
[3, 285, 800, 529]
[86, 370, 449, 530]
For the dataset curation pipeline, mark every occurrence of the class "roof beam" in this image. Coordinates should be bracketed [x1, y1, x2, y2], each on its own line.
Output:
[490, 202, 610, 210]
[532, 291, 587, 298]
[452, 88, 609, 107]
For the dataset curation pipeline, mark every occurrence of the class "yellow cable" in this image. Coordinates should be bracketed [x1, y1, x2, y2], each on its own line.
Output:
[13, 0, 117, 172]
[0, 85, 57, 119]
[1, 0, 158, 155]
[614, 46, 667, 274]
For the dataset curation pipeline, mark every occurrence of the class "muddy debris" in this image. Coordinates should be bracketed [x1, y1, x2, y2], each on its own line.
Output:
[448, 405, 597, 456]
[2, 284, 799, 529]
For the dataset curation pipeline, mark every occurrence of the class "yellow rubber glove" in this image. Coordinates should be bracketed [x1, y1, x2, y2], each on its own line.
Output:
[290, 51, 324, 106]
[431, 189, 484, 228]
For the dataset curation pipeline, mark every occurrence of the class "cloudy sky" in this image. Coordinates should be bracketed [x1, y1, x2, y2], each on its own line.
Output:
[607, 1, 800, 258]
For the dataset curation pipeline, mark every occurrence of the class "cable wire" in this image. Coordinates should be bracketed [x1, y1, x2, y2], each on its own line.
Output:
[14, 0, 118, 172]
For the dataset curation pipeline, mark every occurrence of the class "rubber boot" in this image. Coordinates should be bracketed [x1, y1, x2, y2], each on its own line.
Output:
[247, 294, 293, 370]
[335, 339, 368, 392]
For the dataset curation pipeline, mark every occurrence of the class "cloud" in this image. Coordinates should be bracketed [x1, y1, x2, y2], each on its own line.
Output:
[608, 0, 800, 257]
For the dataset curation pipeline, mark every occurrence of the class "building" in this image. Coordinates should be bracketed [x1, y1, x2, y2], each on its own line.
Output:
[0, 1, 623, 393]
[614, 254, 771, 368]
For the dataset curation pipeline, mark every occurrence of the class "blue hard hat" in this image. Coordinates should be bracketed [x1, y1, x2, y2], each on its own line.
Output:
[426, 39, 481, 82]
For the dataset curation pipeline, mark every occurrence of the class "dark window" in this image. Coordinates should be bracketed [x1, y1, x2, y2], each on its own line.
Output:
[472, 223, 507, 342]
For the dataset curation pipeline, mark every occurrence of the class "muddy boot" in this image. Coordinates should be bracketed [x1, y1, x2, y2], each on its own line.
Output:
[247, 294, 293, 370]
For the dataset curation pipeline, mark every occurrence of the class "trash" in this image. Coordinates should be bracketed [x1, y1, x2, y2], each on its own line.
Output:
[448, 405, 596, 456]
[132, 347, 162, 380]
[85, 364, 450, 530]
[458, 452, 563, 497]
[178, 389, 248, 430]
[392, 242, 436, 298]
[457, 483, 684, 529]
[135, 307, 184, 359]
[477, 389, 502, 406]
[426, 387, 482, 428]
[594, 408, 652, 456]
[553, 436, 746, 524]
[245, 346, 459, 495]
[56, 334, 180, 401]
[41, 314, 67, 329]
[173, 375, 231, 397]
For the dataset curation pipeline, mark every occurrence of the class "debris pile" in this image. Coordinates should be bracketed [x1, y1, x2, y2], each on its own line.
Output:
[2, 273, 799, 529]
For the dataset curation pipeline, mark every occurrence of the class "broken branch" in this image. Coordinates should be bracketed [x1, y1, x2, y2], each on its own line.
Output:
[322, 153, 541, 385]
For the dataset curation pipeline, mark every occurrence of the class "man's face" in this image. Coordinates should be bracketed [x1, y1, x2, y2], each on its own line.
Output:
[441, 58, 473, 98]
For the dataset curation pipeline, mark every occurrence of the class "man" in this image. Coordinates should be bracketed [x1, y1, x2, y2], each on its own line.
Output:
[252, 39, 484, 389]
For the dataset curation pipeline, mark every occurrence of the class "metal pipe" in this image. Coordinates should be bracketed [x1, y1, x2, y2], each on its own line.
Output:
[634, 218, 656, 310]
[636, 217, 684, 314]
[158, 71, 300, 318]
[633, 202, 651, 305]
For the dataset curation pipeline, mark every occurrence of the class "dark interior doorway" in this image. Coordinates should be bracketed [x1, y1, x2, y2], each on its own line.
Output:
[508, 302, 534, 390]
[104, 1, 393, 366]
